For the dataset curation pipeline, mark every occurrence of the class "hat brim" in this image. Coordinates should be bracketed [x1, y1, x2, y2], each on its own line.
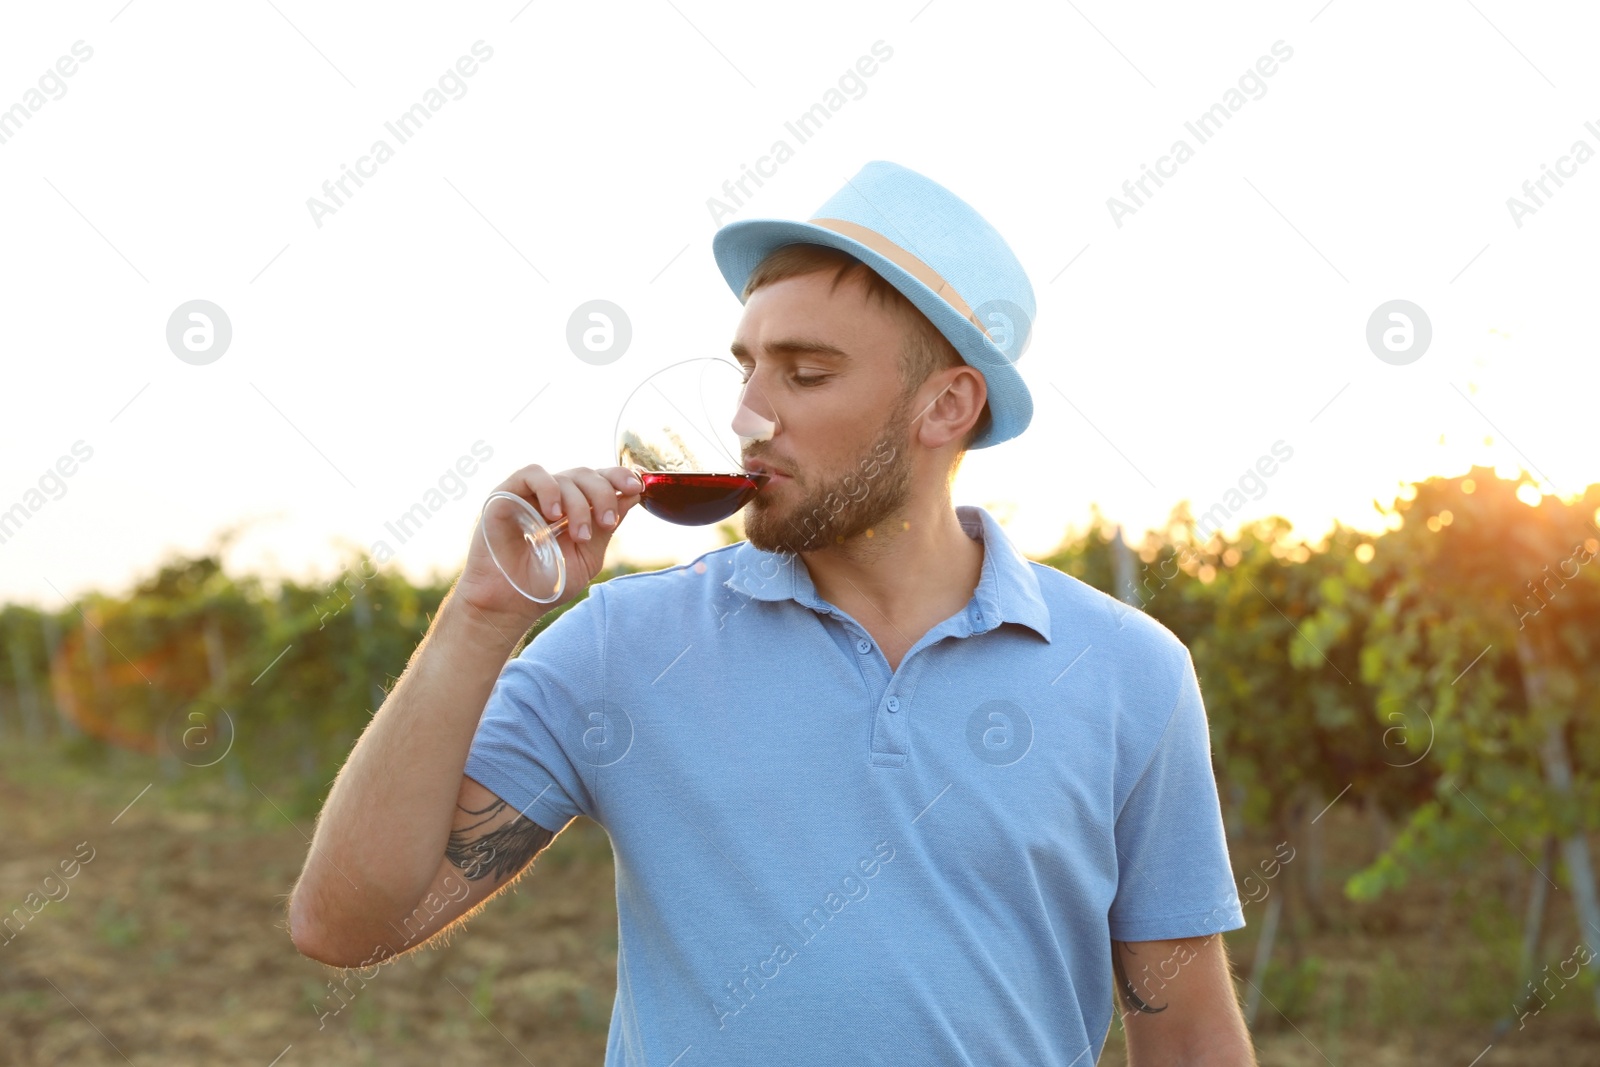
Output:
[711, 219, 1030, 449]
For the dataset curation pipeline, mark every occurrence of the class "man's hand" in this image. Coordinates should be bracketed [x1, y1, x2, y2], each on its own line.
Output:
[1114, 934, 1257, 1066]
[456, 463, 642, 636]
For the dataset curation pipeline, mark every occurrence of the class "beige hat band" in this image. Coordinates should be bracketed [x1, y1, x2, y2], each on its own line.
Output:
[808, 216, 993, 344]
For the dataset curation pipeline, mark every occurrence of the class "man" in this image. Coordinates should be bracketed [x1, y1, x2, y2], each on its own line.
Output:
[288, 161, 1256, 1064]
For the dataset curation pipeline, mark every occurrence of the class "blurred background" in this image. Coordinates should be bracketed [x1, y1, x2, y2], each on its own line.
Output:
[3, 1, 1598, 1064]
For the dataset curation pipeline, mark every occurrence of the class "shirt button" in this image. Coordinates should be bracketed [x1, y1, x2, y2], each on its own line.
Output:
[975, 610, 984, 622]
[886, 696, 900, 713]
[856, 638, 872, 654]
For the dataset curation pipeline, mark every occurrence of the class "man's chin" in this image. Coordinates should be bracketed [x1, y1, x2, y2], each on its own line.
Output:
[744, 499, 817, 554]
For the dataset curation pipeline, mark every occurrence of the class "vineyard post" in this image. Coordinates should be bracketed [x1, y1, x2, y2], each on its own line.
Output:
[1242, 890, 1283, 1029]
[1302, 789, 1325, 922]
[204, 614, 246, 792]
[1111, 525, 1138, 608]
[1516, 626, 1600, 1018]
[8, 636, 43, 744]
[43, 608, 77, 740]
[1522, 840, 1556, 992]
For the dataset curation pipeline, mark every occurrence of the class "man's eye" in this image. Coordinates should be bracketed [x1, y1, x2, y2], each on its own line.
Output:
[792, 374, 828, 387]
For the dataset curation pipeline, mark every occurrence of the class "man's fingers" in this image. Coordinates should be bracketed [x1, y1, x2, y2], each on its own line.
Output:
[604, 466, 645, 497]
[566, 468, 629, 531]
[556, 478, 592, 541]
[499, 464, 564, 522]
[493, 463, 641, 539]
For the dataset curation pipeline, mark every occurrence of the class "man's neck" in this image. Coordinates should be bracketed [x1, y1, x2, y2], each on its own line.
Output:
[798, 495, 985, 649]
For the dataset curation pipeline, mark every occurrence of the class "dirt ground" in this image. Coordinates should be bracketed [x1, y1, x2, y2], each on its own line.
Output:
[2, 752, 1598, 1066]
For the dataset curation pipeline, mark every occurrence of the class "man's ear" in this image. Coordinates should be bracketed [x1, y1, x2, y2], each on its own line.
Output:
[915, 366, 986, 450]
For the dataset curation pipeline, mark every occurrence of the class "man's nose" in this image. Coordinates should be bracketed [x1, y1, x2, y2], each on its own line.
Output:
[732, 378, 780, 443]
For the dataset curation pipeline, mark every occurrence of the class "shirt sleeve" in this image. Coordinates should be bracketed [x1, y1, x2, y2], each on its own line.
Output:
[1107, 650, 1246, 942]
[462, 583, 612, 834]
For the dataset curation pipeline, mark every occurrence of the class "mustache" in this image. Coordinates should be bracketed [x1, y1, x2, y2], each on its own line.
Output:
[742, 450, 794, 473]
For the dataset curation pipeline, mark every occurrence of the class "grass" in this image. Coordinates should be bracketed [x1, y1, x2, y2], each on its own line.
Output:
[4, 732, 1599, 1065]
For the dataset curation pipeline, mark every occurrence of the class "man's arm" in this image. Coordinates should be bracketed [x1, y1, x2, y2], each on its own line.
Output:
[313, 775, 564, 970]
[286, 463, 639, 967]
[444, 782, 558, 884]
[1105, 647, 1252, 1062]
[1114, 935, 1257, 1066]
[286, 598, 531, 966]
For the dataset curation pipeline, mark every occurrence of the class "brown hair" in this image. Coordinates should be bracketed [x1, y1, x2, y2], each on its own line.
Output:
[741, 243, 990, 448]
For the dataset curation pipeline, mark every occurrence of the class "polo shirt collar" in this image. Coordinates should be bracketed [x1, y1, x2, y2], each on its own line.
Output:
[724, 504, 1051, 643]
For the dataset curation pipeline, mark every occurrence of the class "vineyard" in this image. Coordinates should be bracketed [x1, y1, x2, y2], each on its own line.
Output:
[2, 464, 1598, 1064]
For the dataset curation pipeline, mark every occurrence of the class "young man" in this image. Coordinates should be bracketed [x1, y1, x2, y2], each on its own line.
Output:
[288, 161, 1256, 1064]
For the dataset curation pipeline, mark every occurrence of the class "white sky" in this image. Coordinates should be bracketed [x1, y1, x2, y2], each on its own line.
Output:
[2, 0, 1597, 608]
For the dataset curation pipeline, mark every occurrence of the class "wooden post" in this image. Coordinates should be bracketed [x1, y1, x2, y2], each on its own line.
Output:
[41, 609, 77, 740]
[203, 616, 228, 692]
[1305, 798, 1323, 912]
[202, 615, 245, 791]
[1243, 891, 1283, 1029]
[1495, 836, 1558, 1037]
[1225, 781, 1246, 841]
[1111, 525, 1139, 608]
[352, 582, 386, 711]
[1517, 628, 1600, 1019]
[1369, 799, 1391, 855]
[1299, 790, 1326, 929]
[1520, 837, 1557, 985]
[8, 638, 43, 744]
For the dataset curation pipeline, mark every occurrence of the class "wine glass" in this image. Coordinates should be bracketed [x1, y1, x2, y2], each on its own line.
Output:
[479, 357, 778, 603]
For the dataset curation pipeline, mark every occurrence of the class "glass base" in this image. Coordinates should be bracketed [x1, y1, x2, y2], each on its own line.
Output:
[480, 491, 566, 604]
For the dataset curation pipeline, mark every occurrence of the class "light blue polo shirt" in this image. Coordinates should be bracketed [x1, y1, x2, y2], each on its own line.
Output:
[464, 505, 1245, 1066]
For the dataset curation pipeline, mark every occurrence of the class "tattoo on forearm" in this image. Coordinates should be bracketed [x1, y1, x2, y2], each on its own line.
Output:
[1112, 940, 1168, 1014]
[445, 798, 555, 882]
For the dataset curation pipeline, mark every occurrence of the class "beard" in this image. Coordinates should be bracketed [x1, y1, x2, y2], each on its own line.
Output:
[742, 389, 915, 554]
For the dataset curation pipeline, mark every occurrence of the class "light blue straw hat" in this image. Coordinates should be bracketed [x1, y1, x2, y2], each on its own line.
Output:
[710, 160, 1036, 448]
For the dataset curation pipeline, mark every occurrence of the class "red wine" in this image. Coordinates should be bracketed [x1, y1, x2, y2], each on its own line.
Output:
[638, 472, 769, 526]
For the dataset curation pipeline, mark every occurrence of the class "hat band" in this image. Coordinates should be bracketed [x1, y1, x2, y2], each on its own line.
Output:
[808, 217, 993, 344]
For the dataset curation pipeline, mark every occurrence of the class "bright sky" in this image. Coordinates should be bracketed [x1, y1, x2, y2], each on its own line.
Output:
[2, 1, 1596, 609]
